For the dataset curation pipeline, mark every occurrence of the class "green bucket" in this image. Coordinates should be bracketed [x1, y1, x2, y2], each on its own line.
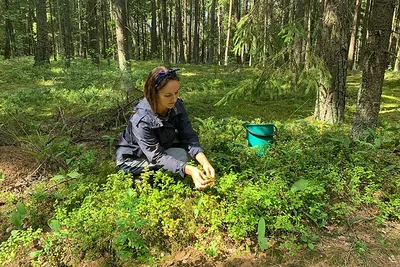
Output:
[243, 123, 278, 154]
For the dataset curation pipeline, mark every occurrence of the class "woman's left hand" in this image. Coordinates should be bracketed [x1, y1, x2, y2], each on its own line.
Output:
[202, 162, 215, 181]
[195, 152, 216, 181]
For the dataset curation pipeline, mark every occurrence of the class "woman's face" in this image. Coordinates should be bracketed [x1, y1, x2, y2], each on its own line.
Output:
[156, 80, 180, 113]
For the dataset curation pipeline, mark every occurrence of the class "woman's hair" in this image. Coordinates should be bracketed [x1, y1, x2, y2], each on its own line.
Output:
[144, 66, 180, 111]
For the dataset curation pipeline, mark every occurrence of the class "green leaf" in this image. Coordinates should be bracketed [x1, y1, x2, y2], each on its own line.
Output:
[194, 208, 199, 218]
[67, 171, 80, 179]
[30, 250, 42, 258]
[258, 237, 268, 251]
[308, 243, 315, 249]
[126, 188, 135, 197]
[383, 165, 396, 172]
[11, 211, 22, 228]
[119, 250, 133, 260]
[49, 220, 61, 233]
[16, 202, 27, 217]
[258, 217, 266, 238]
[50, 174, 65, 182]
[291, 179, 310, 192]
[0, 169, 4, 181]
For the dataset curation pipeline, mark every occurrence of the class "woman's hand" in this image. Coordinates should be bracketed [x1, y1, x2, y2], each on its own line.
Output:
[185, 165, 213, 190]
[202, 161, 215, 181]
[195, 152, 216, 180]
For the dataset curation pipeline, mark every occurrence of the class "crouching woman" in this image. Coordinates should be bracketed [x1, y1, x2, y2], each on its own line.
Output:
[115, 66, 215, 190]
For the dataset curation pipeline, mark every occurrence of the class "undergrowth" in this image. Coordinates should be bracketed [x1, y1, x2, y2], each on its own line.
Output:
[0, 58, 399, 265]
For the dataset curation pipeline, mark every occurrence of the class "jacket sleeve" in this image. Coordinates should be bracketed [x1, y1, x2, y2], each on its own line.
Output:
[132, 119, 187, 177]
[176, 101, 204, 158]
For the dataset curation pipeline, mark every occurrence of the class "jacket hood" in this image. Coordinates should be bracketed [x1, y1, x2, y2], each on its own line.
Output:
[132, 97, 184, 128]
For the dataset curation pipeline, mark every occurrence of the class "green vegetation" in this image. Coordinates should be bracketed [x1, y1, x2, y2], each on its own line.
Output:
[0, 58, 399, 266]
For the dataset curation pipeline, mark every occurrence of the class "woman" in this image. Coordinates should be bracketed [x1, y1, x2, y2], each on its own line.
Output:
[116, 66, 215, 190]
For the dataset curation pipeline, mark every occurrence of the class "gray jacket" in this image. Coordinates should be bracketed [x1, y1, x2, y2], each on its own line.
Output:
[116, 97, 203, 177]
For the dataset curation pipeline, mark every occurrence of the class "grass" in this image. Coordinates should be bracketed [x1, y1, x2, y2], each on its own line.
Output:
[0, 57, 399, 266]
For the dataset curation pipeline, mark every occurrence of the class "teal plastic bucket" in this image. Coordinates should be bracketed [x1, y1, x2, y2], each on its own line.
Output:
[243, 123, 278, 154]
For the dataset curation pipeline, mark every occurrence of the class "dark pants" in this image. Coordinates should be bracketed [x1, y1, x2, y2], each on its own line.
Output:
[117, 148, 190, 175]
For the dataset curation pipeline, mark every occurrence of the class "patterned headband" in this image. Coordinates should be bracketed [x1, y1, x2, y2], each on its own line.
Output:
[155, 68, 180, 89]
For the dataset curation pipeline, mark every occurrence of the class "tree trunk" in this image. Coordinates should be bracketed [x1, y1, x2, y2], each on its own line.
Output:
[87, 0, 100, 64]
[78, 0, 87, 58]
[176, 0, 185, 63]
[101, 0, 110, 60]
[49, 0, 58, 61]
[193, 0, 200, 64]
[314, 0, 351, 123]
[27, 2, 35, 56]
[388, 3, 399, 68]
[390, 3, 400, 70]
[4, 0, 13, 59]
[113, 0, 130, 72]
[188, 0, 193, 63]
[293, 0, 305, 69]
[357, 0, 371, 70]
[208, 0, 216, 64]
[136, 16, 141, 60]
[394, 38, 400, 71]
[150, 0, 157, 58]
[233, 0, 241, 65]
[305, 0, 313, 70]
[34, 0, 50, 65]
[60, 0, 74, 67]
[142, 20, 146, 60]
[351, 0, 396, 138]
[348, 0, 362, 70]
[169, 2, 173, 62]
[224, 0, 233, 66]
[161, 0, 170, 64]
[217, 3, 222, 65]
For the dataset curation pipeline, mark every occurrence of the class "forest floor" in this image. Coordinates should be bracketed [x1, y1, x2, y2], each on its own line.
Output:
[1, 60, 400, 266]
[1, 145, 400, 267]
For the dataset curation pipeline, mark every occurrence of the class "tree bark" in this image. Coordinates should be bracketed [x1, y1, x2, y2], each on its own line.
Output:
[27, 2, 35, 56]
[348, 0, 362, 70]
[161, 0, 170, 64]
[193, 0, 200, 64]
[176, 0, 185, 63]
[314, 0, 351, 123]
[4, 0, 13, 59]
[78, 0, 87, 58]
[224, 0, 233, 66]
[112, 0, 130, 72]
[388, 2, 399, 68]
[217, 3, 222, 64]
[305, 0, 313, 70]
[150, 0, 157, 58]
[49, 0, 58, 61]
[142, 19, 146, 60]
[208, 0, 216, 64]
[394, 38, 400, 71]
[87, 0, 100, 64]
[294, 0, 305, 69]
[188, 0, 193, 63]
[60, 0, 74, 67]
[351, 0, 396, 138]
[101, 0, 110, 60]
[390, 3, 400, 70]
[34, 0, 50, 65]
[357, 0, 371, 70]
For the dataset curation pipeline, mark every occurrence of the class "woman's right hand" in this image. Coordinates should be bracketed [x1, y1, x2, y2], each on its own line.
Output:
[184, 165, 212, 190]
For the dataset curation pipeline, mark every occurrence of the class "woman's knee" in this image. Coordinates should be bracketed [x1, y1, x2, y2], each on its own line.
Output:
[165, 148, 190, 163]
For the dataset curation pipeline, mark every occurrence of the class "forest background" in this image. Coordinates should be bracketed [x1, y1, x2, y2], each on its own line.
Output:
[0, 0, 400, 266]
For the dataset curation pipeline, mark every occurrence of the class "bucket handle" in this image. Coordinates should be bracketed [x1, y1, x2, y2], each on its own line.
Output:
[243, 124, 278, 138]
